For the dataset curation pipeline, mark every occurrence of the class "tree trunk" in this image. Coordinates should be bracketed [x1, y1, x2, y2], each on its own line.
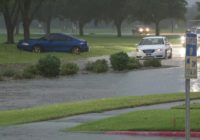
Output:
[115, 21, 122, 37]
[15, 20, 20, 35]
[23, 17, 30, 40]
[78, 22, 84, 36]
[45, 17, 51, 35]
[155, 21, 160, 36]
[3, 13, 15, 43]
[171, 19, 174, 33]
[7, 27, 15, 44]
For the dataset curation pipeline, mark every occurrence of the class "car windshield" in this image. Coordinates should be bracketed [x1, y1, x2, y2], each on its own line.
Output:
[139, 38, 164, 45]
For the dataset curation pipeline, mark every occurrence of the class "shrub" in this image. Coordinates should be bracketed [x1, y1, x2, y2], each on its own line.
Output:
[85, 62, 93, 71]
[0, 75, 3, 81]
[2, 69, 16, 77]
[127, 57, 142, 70]
[85, 59, 109, 73]
[22, 70, 35, 79]
[143, 59, 162, 67]
[36, 55, 61, 77]
[60, 63, 79, 75]
[13, 73, 24, 80]
[110, 52, 129, 71]
[23, 65, 38, 75]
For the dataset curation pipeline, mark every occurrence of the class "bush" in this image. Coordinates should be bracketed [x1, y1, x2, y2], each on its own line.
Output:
[85, 62, 93, 71]
[127, 57, 142, 70]
[23, 65, 38, 75]
[60, 63, 79, 75]
[36, 55, 61, 77]
[110, 52, 129, 71]
[0, 75, 3, 81]
[2, 69, 16, 77]
[13, 73, 24, 80]
[143, 59, 162, 67]
[85, 59, 109, 73]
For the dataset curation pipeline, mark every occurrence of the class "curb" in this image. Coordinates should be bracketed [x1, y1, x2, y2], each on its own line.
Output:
[106, 131, 200, 137]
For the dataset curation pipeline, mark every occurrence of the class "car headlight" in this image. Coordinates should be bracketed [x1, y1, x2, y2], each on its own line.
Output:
[180, 36, 185, 44]
[136, 48, 142, 52]
[138, 28, 144, 33]
[22, 42, 29, 46]
[156, 48, 163, 52]
[145, 27, 150, 32]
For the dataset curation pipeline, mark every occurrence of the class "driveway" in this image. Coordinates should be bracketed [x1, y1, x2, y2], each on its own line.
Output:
[0, 46, 199, 110]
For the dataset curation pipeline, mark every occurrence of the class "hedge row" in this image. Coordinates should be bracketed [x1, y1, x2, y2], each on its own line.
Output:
[0, 53, 162, 80]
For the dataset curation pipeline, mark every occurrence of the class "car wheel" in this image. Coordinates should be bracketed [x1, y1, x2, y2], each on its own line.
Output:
[164, 50, 168, 59]
[72, 47, 80, 54]
[168, 48, 172, 59]
[32, 46, 42, 53]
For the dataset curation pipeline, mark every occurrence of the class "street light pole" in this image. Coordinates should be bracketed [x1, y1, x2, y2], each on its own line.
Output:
[185, 79, 190, 140]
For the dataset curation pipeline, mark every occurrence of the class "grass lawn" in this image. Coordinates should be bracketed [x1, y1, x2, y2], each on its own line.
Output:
[0, 92, 200, 126]
[173, 103, 200, 110]
[69, 109, 200, 131]
[0, 34, 180, 64]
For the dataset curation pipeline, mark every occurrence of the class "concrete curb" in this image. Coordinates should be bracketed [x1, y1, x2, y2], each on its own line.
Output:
[106, 131, 200, 137]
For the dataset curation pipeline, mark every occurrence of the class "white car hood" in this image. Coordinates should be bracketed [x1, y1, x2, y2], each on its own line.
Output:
[138, 45, 165, 50]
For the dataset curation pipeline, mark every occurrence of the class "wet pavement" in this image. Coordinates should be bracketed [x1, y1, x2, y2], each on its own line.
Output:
[0, 47, 200, 110]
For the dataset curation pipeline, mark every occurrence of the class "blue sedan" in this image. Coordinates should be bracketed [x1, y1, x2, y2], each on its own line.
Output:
[17, 33, 89, 53]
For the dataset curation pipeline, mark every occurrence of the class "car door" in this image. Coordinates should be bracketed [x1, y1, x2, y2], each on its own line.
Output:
[47, 34, 70, 52]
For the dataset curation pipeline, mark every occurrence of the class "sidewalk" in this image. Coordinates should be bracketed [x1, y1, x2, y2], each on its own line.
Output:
[1, 100, 200, 140]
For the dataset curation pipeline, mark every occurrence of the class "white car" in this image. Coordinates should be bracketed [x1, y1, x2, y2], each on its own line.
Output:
[136, 36, 172, 59]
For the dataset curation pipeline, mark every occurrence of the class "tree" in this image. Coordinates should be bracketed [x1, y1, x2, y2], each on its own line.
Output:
[196, 2, 200, 19]
[103, 0, 131, 37]
[132, 0, 187, 35]
[35, 0, 59, 34]
[167, 0, 187, 32]
[19, 0, 44, 40]
[65, 0, 98, 36]
[0, 0, 20, 43]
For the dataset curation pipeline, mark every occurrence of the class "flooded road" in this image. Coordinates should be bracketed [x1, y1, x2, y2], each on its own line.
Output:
[0, 47, 200, 110]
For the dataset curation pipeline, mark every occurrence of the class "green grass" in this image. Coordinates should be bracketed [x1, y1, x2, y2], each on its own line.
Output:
[69, 109, 200, 131]
[0, 34, 180, 64]
[173, 102, 200, 110]
[1, 92, 200, 126]
[0, 35, 136, 64]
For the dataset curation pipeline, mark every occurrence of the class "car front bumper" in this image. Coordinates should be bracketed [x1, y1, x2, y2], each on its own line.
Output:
[136, 50, 165, 59]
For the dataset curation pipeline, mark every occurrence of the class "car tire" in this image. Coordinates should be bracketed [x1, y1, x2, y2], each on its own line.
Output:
[32, 46, 42, 53]
[168, 48, 172, 59]
[164, 50, 168, 59]
[72, 47, 80, 54]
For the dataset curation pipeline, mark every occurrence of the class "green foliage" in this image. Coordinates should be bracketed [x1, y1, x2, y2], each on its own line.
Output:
[110, 52, 129, 71]
[0, 74, 3, 81]
[2, 69, 16, 77]
[60, 63, 79, 75]
[13, 73, 24, 80]
[127, 57, 141, 70]
[85, 59, 109, 73]
[143, 59, 162, 67]
[36, 55, 61, 77]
